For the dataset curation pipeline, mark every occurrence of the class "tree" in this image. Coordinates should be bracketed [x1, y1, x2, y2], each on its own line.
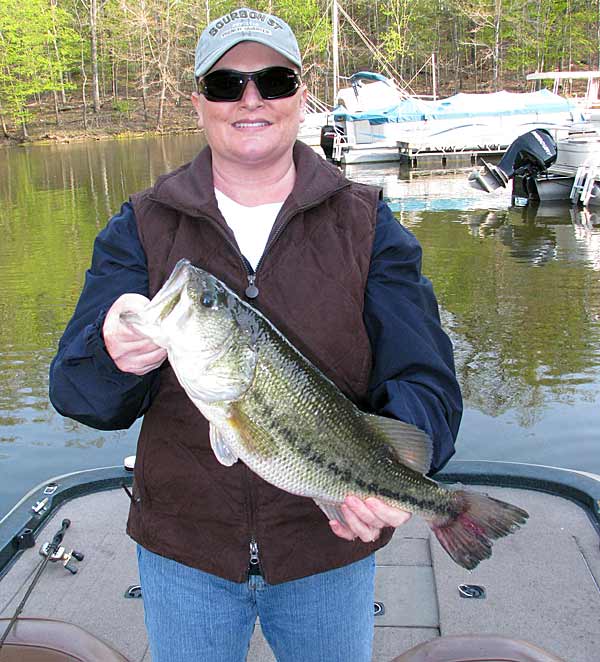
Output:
[0, 0, 81, 137]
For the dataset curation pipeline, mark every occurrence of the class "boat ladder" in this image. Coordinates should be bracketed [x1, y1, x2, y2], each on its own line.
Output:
[570, 164, 600, 206]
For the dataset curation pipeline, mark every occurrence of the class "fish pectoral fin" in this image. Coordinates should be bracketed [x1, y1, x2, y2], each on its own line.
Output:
[369, 415, 433, 474]
[209, 423, 239, 466]
[314, 499, 349, 527]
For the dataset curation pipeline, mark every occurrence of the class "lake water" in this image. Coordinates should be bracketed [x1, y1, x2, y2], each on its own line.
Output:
[1, 135, 599, 519]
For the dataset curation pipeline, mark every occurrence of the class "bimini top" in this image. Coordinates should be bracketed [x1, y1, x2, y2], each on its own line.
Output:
[333, 87, 583, 124]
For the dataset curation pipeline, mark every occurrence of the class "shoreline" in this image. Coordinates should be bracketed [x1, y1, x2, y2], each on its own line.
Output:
[0, 125, 200, 148]
[0, 100, 200, 147]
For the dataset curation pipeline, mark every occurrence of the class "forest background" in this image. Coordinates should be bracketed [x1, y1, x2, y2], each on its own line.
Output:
[1, 0, 599, 141]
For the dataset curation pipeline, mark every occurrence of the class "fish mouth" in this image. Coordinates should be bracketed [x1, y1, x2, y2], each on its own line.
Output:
[120, 259, 192, 332]
[153, 260, 191, 317]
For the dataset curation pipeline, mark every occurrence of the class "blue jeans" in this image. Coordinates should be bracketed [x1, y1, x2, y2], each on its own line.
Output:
[137, 545, 375, 662]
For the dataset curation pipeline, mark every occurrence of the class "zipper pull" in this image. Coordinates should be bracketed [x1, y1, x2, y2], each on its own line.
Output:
[249, 539, 260, 567]
[245, 274, 259, 299]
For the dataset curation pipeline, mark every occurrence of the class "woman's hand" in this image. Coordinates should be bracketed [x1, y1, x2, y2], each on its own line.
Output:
[103, 293, 167, 375]
[329, 496, 412, 543]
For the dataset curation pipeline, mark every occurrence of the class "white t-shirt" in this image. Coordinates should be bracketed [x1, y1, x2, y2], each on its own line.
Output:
[214, 189, 283, 271]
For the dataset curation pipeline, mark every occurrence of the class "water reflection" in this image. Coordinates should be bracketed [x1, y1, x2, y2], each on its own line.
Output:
[466, 203, 600, 271]
[0, 139, 599, 518]
[0, 135, 206, 218]
[402, 199, 600, 458]
[0, 135, 206, 516]
[344, 161, 512, 212]
[342, 161, 600, 469]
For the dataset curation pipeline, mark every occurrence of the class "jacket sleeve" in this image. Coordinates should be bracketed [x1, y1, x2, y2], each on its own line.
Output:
[364, 201, 462, 474]
[49, 202, 159, 430]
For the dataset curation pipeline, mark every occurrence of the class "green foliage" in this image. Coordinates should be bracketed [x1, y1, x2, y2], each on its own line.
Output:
[112, 99, 131, 114]
[380, 0, 414, 64]
[1, 0, 600, 132]
[0, 0, 81, 130]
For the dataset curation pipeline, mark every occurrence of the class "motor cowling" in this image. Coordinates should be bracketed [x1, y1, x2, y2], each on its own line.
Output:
[469, 129, 558, 192]
[320, 124, 344, 161]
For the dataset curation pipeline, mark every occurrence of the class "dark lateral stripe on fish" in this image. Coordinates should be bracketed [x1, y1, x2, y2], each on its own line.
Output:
[297, 443, 445, 513]
[247, 389, 448, 512]
[248, 391, 297, 444]
[297, 443, 326, 467]
[248, 395, 448, 513]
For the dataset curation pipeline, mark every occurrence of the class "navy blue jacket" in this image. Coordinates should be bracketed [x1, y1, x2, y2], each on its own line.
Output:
[49, 199, 462, 474]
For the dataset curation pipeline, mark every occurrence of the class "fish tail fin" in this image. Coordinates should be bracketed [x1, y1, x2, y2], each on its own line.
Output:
[430, 490, 529, 570]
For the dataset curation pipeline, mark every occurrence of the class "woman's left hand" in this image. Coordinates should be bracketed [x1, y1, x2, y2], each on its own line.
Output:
[329, 496, 412, 543]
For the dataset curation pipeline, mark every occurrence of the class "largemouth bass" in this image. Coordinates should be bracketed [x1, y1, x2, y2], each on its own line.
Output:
[122, 259, 528, 570]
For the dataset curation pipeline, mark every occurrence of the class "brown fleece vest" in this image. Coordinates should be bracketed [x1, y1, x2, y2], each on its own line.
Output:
[126, 142, 393, 584]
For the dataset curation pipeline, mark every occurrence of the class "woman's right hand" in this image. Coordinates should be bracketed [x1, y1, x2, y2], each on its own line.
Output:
[103, 293, 167, 375]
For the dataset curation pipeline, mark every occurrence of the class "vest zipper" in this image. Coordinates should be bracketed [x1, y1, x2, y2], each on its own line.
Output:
[242, 206, 306, 299]
[245, 272, 259, 299]
[249, 538, 261, 570]
[249, 189, 348, 286]
[197, 187, 349, 301]
[244, 465, 263, 578]
[196, 214, 259, 300]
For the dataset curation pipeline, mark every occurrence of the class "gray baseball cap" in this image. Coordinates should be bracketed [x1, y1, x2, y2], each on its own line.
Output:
[194, 8, 302, 78]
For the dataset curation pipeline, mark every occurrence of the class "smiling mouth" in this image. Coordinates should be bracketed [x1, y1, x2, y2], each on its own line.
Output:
[232, 121, 271, 128]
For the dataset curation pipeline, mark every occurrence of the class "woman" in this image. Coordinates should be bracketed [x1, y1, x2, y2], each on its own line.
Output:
[50, 8, 462, 661]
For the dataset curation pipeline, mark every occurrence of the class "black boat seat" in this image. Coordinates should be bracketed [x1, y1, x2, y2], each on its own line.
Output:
[391, 634, 566, 662]
[0, 618, 129, 662]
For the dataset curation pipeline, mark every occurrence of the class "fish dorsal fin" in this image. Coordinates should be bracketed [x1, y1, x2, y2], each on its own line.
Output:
[369, 415, 433, 474]
[209, 423, 239, 466]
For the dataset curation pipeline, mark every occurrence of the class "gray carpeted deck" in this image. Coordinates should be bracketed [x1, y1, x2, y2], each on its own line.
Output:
[1, 484, 598, 661]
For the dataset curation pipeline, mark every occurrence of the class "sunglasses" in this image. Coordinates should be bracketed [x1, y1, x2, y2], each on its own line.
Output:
[198, 66, 301, 102]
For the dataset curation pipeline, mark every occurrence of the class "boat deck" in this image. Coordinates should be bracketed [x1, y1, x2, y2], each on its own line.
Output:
[1, 479, 599, 661]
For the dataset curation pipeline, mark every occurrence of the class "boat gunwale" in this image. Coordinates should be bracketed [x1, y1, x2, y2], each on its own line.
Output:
[0, 460, 598, 579]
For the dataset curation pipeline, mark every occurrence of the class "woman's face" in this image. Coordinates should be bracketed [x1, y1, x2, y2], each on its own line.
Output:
[192, 41, 307, 171]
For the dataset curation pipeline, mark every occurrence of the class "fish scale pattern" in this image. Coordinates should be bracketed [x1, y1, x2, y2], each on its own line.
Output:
[226, 315, 453, 518]
[125, 259, 529, 570]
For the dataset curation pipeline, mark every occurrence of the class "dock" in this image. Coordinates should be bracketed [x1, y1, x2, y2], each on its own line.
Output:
[397, 141, 507, 168]
[330, 136, 507, 167]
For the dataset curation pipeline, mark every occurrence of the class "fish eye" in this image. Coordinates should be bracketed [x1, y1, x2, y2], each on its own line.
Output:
[201, 291, 214, 308]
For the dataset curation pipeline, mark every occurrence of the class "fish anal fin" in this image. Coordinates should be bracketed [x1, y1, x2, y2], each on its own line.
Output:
[209, 423, 239, 466]
[314, 499, 348, 527]
[369, 415, 433, 474]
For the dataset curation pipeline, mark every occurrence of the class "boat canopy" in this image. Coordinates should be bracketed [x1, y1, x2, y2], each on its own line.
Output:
[350, 71, 394, 85]
[333, 88, 582, 124]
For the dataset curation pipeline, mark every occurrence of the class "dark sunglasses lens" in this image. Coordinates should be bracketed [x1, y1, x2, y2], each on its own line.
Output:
[256, 68, 299, 99]
[200, 67, 299, 102]
[202, 71, 245, 101]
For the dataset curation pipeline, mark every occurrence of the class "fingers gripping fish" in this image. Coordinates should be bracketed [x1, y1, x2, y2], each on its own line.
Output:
[121, 259, 528, 570]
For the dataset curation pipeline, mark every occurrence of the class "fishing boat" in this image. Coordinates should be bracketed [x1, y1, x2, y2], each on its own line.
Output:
[526, 70, 600, 121]
[322, 72, 585, 166]
[1, 460, 598, 661]
[308, 2, 589, 166]
[468, 126, 600, 207]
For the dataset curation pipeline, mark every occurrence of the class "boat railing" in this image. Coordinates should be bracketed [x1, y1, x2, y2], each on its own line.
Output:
[305, 91, 330, 115]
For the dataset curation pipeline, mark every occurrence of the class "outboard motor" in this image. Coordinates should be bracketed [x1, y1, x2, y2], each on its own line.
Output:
[320, 124, 344, 162]
[468, 129, 557, 192]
